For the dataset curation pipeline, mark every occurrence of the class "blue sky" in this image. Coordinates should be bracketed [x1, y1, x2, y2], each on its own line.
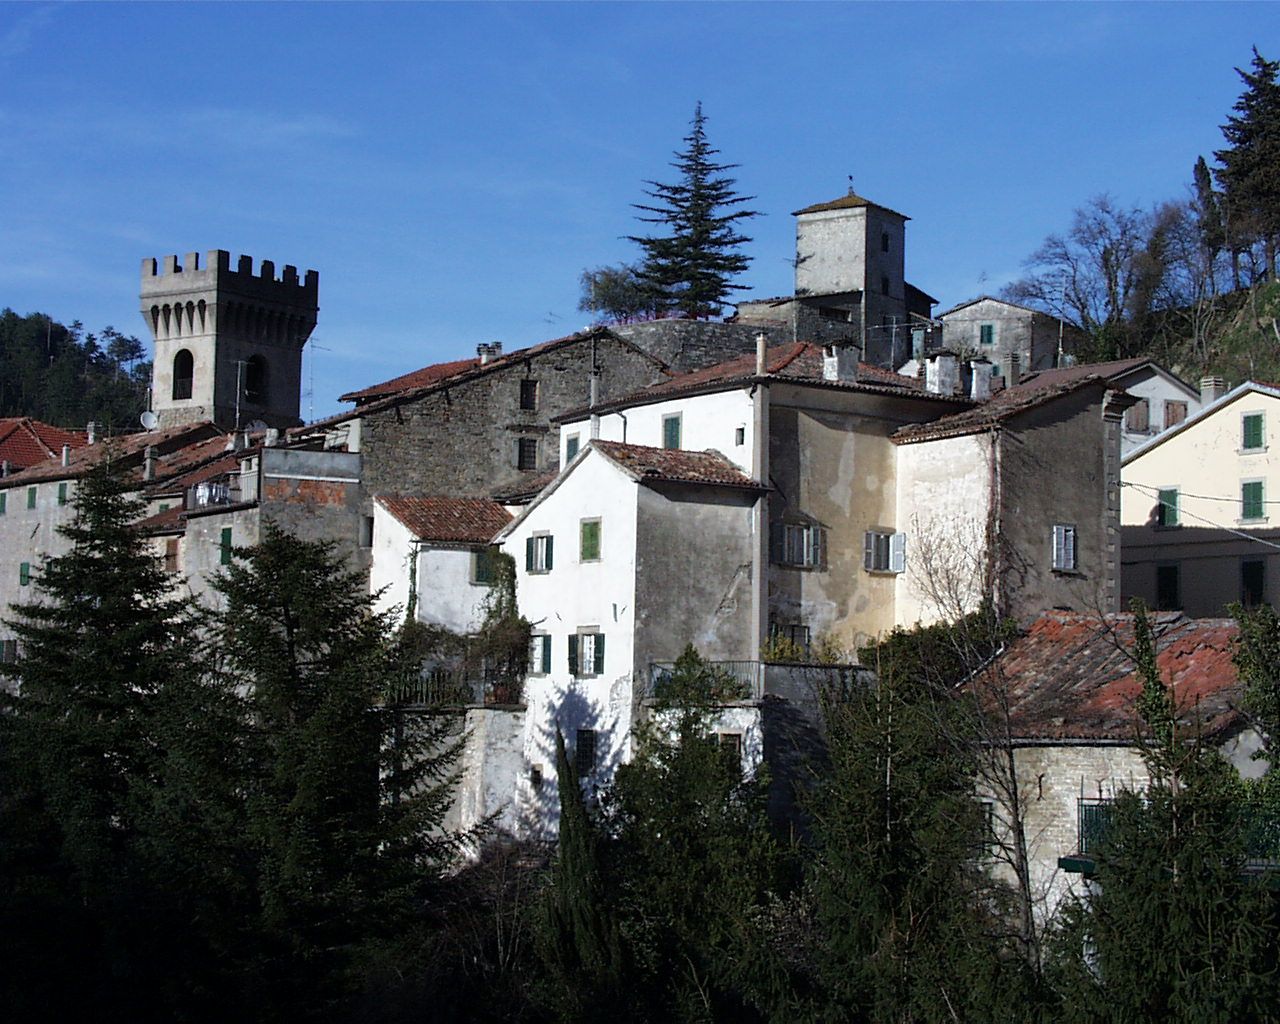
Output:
[0, 1, 1274, 420]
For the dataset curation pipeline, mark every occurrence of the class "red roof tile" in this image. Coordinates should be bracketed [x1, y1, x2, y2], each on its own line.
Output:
[0, 422, 226, 488]
[135, 504, 188, 536]
[340, 356, 480, 403]
[969, 611, 1244, 742]
[792, 192, 909, 220]
[593, 441, 763, 491]
[377, 495, 513, 544]
[892, 375, 1107, 444]
[0, 417, 88, 471]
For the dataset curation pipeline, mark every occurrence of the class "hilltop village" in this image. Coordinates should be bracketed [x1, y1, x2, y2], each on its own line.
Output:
[0, 191, 1269, 915]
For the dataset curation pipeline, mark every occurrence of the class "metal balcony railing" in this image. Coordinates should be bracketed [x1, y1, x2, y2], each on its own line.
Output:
[385, 670, 523, 708]
[647, 660, 763, 702]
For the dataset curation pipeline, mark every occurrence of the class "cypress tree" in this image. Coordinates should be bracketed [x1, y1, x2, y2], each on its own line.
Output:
[1213, 48, 1280, 282]
[629, 103, 759, 319]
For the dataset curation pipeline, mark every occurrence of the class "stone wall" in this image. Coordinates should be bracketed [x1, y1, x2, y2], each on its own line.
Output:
[612, 320, 788, 374]
[360, 334, 665, 499]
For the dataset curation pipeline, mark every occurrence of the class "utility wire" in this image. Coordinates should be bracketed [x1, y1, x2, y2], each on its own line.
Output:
[1123, 481, 1280, 552]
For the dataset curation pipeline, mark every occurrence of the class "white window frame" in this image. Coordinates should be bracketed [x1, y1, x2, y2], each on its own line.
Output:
[527, 633, 551, 676]
[1052, 524, 1077, 572]
[775, 521, 826, 569]
[528, 532, 553, 573]
[863, 530, 906, 574]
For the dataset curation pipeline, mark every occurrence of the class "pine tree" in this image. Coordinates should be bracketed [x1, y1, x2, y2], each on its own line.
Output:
[211, 525, 464, 1018]
[1213, 48, 1280, 282]
[0, 455, 246, 1019]
[628, 103, 758, 319]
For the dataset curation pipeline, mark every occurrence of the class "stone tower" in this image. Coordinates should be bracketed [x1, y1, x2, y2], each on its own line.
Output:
[792, 192, 908, 366]
[141, 250, 319, 430]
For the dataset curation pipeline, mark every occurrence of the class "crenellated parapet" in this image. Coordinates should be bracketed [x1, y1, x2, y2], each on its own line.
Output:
[140, 249, 319, 348]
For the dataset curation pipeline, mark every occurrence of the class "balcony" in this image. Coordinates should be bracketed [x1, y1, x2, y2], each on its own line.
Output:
[646, 660, 871, 704]
[384, 669, 522, 709]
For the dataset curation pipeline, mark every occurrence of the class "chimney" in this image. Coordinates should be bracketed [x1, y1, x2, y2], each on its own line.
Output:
[86, 421, 96, 444]
[925, 350, 960, 396]
[61, 444, 70, 467]
[1004, 351, 1021, 387]
[969, 358, 992, 401]
[755, 332, 767, 376]
[143, 445, 156, 482]
[477, 341, 502, 365]
[264, 427, 280, 447]
[1200, 375, 1228, 404]
[1, 459, 10, 478]
[822, 342, 858, 383]
[589, 370, 601, 440]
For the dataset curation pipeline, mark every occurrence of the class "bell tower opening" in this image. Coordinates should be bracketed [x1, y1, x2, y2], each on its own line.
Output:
[172, 349, 194, 400]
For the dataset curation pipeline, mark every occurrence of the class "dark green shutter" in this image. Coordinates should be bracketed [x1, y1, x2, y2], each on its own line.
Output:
[540, 635, 551, 674]
[1158, 489, 1178, 526]
[220, 527, 233, 565]
[545, 535, 553, 570]
[1243, 481, 1264, 520]
[568, 634, 579, 675]
[19, 562, 30, 586]
[593, 634, 605, 675]
[1244, 414, 1264, 450]
[663, 415, 681, 449]
[526, 536, 534, 571]
[581, 520, 600, 561]
[566, 435, 579, 461]
[27, 487, 36, 510]
[57, 483, 67, 506]
[0, 492, 6, 515]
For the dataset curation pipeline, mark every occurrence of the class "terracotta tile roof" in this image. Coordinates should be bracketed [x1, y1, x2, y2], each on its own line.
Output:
[934, 294, 1074, 320]
[335, 327, 662, 407]
[555, 342, 942, 422]
[491, 468, 560, 505]
[0, 422, 226, 488]
[135, 504, 188, 536]
[1016, 357, 1150, 390]
[593, 441, 763, 491]
[968, 611, 1244, 743]
[892, 375, 1106, 444]
[377, 495, 513, 544]
[792, 191, 909, 220]
[145, 449, 248, 497]
[0, 417, 88, 471]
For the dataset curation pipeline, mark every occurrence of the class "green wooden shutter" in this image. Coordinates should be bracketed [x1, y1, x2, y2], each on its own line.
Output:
[540, 635, 551, 674]
[1244, 414, 1264, 450]
[593, 633, 605, 675]
[220, 527, 233, 565]
[663, 415, 681, 449]
[26, 487, 36, 509]
[1158, 488, 1179, 526]
[0, 492, 6, 515]
[568, 634, 579, 675]
[57, 483, 67, 506]
[545, 535, 553, 570]
[580, 520, 600, 561]
[1243, 481, 1264, 520]
[19, 562, 30, 586]
[525, 536, 535, 571]
[565, 435, 579, 461]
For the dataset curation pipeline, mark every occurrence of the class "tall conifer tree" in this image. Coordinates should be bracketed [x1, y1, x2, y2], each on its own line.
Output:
[629, 103, 758, 319]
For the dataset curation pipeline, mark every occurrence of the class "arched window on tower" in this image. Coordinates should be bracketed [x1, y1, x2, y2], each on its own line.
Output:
[245, 355, 268, 405]
[172, 349, 194, 400]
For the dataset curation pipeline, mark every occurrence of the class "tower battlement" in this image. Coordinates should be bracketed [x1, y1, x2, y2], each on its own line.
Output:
[141, 250, 319, 301]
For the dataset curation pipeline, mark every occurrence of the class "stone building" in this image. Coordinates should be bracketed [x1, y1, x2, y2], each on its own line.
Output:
[735, 191, 937, 367]
[935, 296, 1079, 382]
[141, 250, 318, 431]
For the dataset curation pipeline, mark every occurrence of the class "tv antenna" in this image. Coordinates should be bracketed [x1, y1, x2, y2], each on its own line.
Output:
[307, 341, 332, 422]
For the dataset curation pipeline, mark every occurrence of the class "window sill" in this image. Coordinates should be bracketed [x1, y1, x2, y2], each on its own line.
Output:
[1051, 568, 1086, 578]
[527, 568, 551, 575]
[1238, 518, 1269, 526]
[1239, 447, 1268, 455]
[864, 569, 903, 577]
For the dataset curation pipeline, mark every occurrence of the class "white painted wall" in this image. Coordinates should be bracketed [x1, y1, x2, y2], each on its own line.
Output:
[370, 502, 414, 620]
[1117, 368, 1204, 459]
[416, 547, 491, 634]
[560, 387, 756, 473]
[0, 478, 78, 655]
[500, 447, 640, 833]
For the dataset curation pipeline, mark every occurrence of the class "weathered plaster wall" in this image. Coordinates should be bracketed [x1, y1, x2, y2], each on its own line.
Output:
[633, 481, 759, 673]
[370, 504, 414, 621]
[894, 432, 993, 627]
[360, 335, 663, 499]
[612, 320, 786, 374]
[182, 504, 262, 610]
[0, 476, 78, 644]
[1114, 368, 1204, 458]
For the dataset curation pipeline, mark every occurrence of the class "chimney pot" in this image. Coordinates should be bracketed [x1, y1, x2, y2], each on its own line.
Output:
[756, 332, 767, 376]
[1200, 375, 1228, 404]
[61, 444, 70, 467]
[925, 350, 960, 396]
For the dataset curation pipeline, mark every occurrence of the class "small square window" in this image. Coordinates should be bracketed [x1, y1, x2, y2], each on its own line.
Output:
[735, 426, 745, 446]
[575, 728, 597, 778]
[526, 533, 553, 573]
[770, 622, 811, 657]
[979, 324, 995, 346]
[863, 530, 906, 573]
[580, 518, 601, 562]
[517, 437, 538, 471]
[881, 231, 890, 254]
[519, 379, 538, 411]
[1125, 399, 1150, 433]
[0, 492, 6, 515]
[1242, 480, 1265, 521]
[662, 414, 682, 450]
[565, 434, 580, 462]
[158, 503, 170, 513]
[26, 486, 37, 510]
[57, 483, 68, 506]
[473, 547, 500, 585]
[1052, 524, 1077, 571]
[1164, 401, 1188, 429]
[1242, 559, 1267, 608]
[220, 527, 233, 566]
[1243, 413, 1265, 451]
[1157, 488, 1179, 527]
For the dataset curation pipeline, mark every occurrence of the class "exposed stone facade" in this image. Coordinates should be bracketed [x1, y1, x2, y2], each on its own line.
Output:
[612, 320, 789, 374]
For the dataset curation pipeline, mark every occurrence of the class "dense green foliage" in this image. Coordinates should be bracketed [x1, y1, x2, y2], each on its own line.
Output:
[1048, 607, 1280, 1023]
[626, 103, 758, 319]
[0, 309, 150, 428]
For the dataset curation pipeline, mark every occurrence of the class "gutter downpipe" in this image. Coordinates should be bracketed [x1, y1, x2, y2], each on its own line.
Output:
[751, 355, 770, 663]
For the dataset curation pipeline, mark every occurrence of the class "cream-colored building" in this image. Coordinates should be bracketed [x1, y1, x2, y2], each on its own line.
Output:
[1122, 381, 1280, 615]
